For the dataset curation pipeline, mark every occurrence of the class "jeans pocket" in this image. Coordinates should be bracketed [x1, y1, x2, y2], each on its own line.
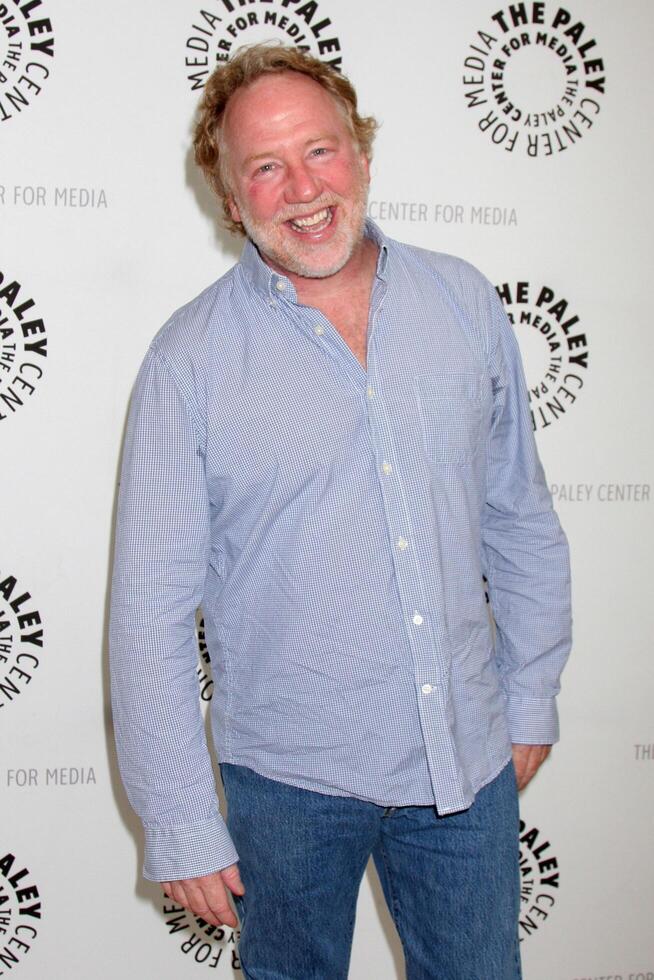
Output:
[415, 373, 483, 466]
[233, 890, 246, 924]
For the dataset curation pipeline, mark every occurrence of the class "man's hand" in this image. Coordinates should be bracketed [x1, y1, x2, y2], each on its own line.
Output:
[511, 744, 551, 791]
[162, 864, 245, 929]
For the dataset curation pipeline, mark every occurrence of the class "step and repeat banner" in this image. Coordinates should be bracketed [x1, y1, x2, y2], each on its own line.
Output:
[2, 1, 653, 978]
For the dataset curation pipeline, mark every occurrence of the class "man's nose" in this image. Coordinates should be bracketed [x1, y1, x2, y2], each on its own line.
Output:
[284, 163, 321, 203]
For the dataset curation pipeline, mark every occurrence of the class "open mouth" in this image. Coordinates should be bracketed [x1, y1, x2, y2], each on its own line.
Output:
[287, 206, 334, 234]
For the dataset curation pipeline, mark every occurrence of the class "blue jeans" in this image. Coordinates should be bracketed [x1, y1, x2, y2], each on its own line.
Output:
[220, 761, 521, 980]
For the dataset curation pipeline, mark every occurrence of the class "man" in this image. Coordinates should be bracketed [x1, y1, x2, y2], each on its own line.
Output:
[110, 43, 571, 979]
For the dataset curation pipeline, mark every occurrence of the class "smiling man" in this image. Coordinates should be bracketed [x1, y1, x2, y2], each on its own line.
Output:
[110, 44, 572, 980]
[221, 71, 371, 281]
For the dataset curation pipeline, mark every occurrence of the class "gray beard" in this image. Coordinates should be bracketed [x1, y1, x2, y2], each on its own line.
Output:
[238, 186, 369, 280]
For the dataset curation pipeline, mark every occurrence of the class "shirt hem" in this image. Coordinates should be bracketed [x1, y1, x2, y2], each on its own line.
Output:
[218, 753, 513, 810]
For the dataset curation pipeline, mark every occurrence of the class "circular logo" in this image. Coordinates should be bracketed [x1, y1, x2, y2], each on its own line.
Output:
[0, 570, 43, 709]
[196, 616, 214, 703]
[0, 3, 55, 124]
[162, 899, 242, 972]
[0, 269, 48, 423]
[0, 850, 42, 971]
[518, 820, 559, 942]
[184, 0, 343, 92]
[496, 280, 589, 432]
[462, 4, 605, 157]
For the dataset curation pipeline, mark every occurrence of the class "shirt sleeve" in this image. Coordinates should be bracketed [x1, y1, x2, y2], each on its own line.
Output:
[109, 346, 239, 881]
[481, 286, 572, 745]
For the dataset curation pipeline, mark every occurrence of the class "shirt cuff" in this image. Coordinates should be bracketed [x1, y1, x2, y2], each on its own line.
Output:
[504, 695, 560, 745]
[142, 813, 240, 882]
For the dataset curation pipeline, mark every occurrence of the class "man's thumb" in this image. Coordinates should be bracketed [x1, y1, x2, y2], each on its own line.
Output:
[221, 863, 245, 894]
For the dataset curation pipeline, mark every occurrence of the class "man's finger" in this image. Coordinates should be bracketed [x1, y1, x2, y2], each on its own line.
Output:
[186, 874, 239, 929]
[198, 878, 239, 928]
[221, 862, 245, 895]
[169, 880, 190, 909]
[512, 744, 551, 790]
[157, 871, 241, 928]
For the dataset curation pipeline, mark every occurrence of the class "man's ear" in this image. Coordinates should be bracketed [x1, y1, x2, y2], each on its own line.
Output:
[227, 195, 241, 224]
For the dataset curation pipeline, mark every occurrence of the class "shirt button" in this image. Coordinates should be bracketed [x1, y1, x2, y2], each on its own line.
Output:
[367, 385, 375, 399]
[314, 325, 325, 336]
[412, 612, 424, 626]
[382, 462, 393, 475]
[421, 683, 433, 695]
[275, 280, 286, 291]
[397, 537, 409, 551]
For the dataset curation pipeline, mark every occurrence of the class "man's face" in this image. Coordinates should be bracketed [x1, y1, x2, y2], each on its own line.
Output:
[221, 71, 370, 280]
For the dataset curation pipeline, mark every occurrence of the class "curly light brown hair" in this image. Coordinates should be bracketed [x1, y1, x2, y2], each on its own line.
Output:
[193, 43, 378, 236]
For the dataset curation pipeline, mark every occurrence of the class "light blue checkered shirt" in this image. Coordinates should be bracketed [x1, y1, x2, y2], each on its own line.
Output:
[110, 220, 571, 881]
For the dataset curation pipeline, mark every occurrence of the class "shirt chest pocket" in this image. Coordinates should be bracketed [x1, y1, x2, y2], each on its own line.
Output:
[415, 374, 483, 466]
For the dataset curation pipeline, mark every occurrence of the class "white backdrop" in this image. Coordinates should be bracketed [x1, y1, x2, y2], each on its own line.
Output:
[2, 2, 653, 978]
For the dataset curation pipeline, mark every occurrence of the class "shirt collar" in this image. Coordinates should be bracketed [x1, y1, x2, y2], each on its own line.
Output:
[238, 217, 390, 303]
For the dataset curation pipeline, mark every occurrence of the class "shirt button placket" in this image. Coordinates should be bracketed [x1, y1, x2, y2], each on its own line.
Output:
[370, 383, 437, 717]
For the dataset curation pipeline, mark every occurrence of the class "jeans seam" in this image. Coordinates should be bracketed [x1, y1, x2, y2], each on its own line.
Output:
[514, 929, 522, 979]
[377, 833, 409, 951]
[239, 959, 254, 980]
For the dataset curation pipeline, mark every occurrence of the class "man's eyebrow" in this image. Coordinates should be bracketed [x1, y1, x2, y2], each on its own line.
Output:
[243, 151, 279, 166]
[305, 133, 340, 145]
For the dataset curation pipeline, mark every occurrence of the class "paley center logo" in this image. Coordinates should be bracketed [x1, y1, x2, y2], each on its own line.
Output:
[0, 0, 55, 123]
[162, 900, 241, 972]
[0, 569, 44, 710]
[496, 280, 589, 432]
[0, 268, 48, 423]
[462, 3, 605, 157]
[519, 820, 559, 943]
[0, 849, 42, 973]
[196, 616, 214, 703]
[184, 0, 343, 91]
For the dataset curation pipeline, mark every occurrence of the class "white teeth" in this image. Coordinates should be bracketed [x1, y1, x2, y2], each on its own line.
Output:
[291, 207, 331, 228]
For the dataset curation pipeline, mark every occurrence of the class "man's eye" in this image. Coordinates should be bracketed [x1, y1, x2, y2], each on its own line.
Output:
[311, 147, 328, 157]
[257, 163, 275, 174]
